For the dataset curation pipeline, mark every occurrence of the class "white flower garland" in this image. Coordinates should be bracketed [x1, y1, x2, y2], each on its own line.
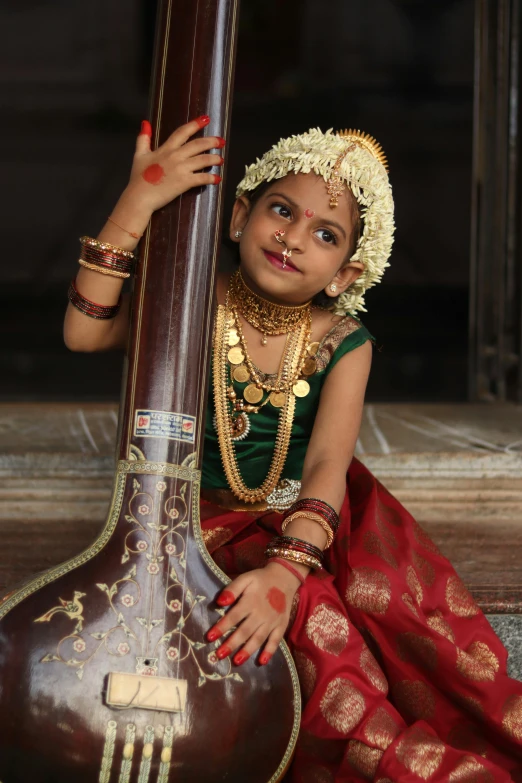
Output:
[235, 127, 395, 314]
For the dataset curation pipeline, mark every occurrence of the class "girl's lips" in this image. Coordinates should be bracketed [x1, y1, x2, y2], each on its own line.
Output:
[263, 250, 300, 273]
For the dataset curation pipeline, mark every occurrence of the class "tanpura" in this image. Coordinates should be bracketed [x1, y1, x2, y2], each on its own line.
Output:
[0, 1, 300, 780]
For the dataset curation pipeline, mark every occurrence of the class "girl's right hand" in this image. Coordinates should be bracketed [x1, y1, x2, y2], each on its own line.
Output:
[127, 116, 225, 214]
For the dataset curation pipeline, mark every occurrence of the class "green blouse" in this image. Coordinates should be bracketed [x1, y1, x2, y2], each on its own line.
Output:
[202, 315, 374, 490]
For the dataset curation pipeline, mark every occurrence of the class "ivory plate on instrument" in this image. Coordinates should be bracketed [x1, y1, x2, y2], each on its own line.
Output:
[107, 672, 187, 713]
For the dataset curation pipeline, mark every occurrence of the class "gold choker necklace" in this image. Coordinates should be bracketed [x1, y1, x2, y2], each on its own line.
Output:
[229, 270, 312, 345]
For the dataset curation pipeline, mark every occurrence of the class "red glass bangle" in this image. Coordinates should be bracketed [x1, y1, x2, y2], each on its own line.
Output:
[82, 247, 133, 268]
[80, 245, 135, 277]
[67, 279, 121, 320]
[270, 536, 324, 564]
[284, 498, 340, 534]
[267, 557, 306, 585]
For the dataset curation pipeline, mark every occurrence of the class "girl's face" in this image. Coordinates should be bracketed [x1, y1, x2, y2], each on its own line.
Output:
[229, 172, 363, 306]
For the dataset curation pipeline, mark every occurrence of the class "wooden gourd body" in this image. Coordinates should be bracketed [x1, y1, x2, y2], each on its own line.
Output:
[0, 2, 300, 780]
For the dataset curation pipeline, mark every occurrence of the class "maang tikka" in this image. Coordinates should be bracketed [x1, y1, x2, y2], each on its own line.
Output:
[274, 230, 292, 268]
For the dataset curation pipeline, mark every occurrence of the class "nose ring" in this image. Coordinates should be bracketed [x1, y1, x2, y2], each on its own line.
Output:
[274, 230, 292, 268]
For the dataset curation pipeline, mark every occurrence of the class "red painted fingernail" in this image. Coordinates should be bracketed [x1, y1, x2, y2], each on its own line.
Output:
[216, 590, 234, 605]
[215, 137, 226, 148]
[216, 644, 232, 660]
[140, 120, 152, 137]
[207, 628, 223, 642]
[213, 174, 222, 184]
[218, 156, 225, 165]
[233, 650, 250, 666]
[259, 652, 272, 666]
[196, 115, 210, 128]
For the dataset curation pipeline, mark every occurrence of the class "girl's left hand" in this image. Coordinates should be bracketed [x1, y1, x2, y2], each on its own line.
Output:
[206, 562, 301, 666]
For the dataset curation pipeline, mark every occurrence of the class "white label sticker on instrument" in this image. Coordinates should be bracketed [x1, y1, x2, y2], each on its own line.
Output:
[134, 409, 196, 444]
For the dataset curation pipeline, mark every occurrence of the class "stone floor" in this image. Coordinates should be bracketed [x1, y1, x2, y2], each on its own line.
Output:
[1, 401, 522, 675]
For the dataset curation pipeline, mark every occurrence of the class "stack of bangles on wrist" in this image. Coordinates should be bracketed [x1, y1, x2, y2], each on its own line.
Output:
[282, 497, 340, 547]
[67, 279, 122, 320]
[266, 536, 324, 571]
[265, 498, 340, 580]
[78, 236, 136, 279]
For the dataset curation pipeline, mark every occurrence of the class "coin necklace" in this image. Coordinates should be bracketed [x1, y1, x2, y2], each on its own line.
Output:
[229, 304, 314, 407]
[213, 292, 319, 502]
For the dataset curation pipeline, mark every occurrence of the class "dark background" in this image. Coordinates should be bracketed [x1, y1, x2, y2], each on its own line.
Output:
[2, 0, 474, 402]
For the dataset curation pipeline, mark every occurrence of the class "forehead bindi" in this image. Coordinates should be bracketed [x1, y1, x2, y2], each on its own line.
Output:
[267, 174, 352, 221]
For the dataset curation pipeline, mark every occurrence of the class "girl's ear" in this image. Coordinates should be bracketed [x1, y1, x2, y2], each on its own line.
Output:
[324, 261, 364, 298]
[229, 196, 251, 242]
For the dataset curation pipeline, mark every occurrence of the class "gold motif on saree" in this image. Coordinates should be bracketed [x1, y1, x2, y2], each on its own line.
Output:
[376, 496, 402, 527]
[426, 610, 455, 643]
[502, 694, 522, 741]
[363, 706, 399, 750]
[201, 526, 234, 553]
[412, 551, 435, 587]
[345, 567, 392, 615]
[396, 632, 438, 672]
[293, 650, 317, 700]
[445, 576, 480, 618]
[402, 593, 419, 617]
[359, 646, 388, 693]
[412, 519, 440, 554]
[448, 756, 494, 782]
[346, 740, 383, 780]
[392, 680, 436, 721]
[456, 642, 498, 682]
[395, 726, 445, 780]
[319, 677, 366, 734]
[305, 604, 349, 656]
[363, 531, 398, 570]
[406, 565, 423, 605]
[314, 316, 362, 372]
[375, 514, 398, 550]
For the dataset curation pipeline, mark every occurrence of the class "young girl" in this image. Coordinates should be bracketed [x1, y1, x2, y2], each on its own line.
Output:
[64, 117, 522, 781]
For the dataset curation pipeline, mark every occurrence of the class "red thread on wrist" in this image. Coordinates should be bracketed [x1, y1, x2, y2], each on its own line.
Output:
[268, 558, 306, 585]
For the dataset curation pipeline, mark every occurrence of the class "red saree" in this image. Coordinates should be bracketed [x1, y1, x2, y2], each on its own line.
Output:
[201, 458, 522, 782]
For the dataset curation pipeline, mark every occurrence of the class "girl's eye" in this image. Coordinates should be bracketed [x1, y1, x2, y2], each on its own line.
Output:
[271, 203, 292, 219]
[315, 228, 337, 245]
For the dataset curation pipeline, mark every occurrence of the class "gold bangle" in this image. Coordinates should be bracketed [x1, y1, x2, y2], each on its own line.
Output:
[79, 236, 136, 260]
[265, 547, 322, 571]
[78, 259, 130, 279]
[282, 511, 334, 548]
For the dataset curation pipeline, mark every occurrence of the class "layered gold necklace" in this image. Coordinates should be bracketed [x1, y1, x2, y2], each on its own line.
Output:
[229, 270, 312, 345]
[212, 271, 318, 503]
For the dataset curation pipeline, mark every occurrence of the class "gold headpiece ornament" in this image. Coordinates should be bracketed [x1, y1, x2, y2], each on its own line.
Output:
[338, 129, 389, 171]
[235, 127, 395, 314]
